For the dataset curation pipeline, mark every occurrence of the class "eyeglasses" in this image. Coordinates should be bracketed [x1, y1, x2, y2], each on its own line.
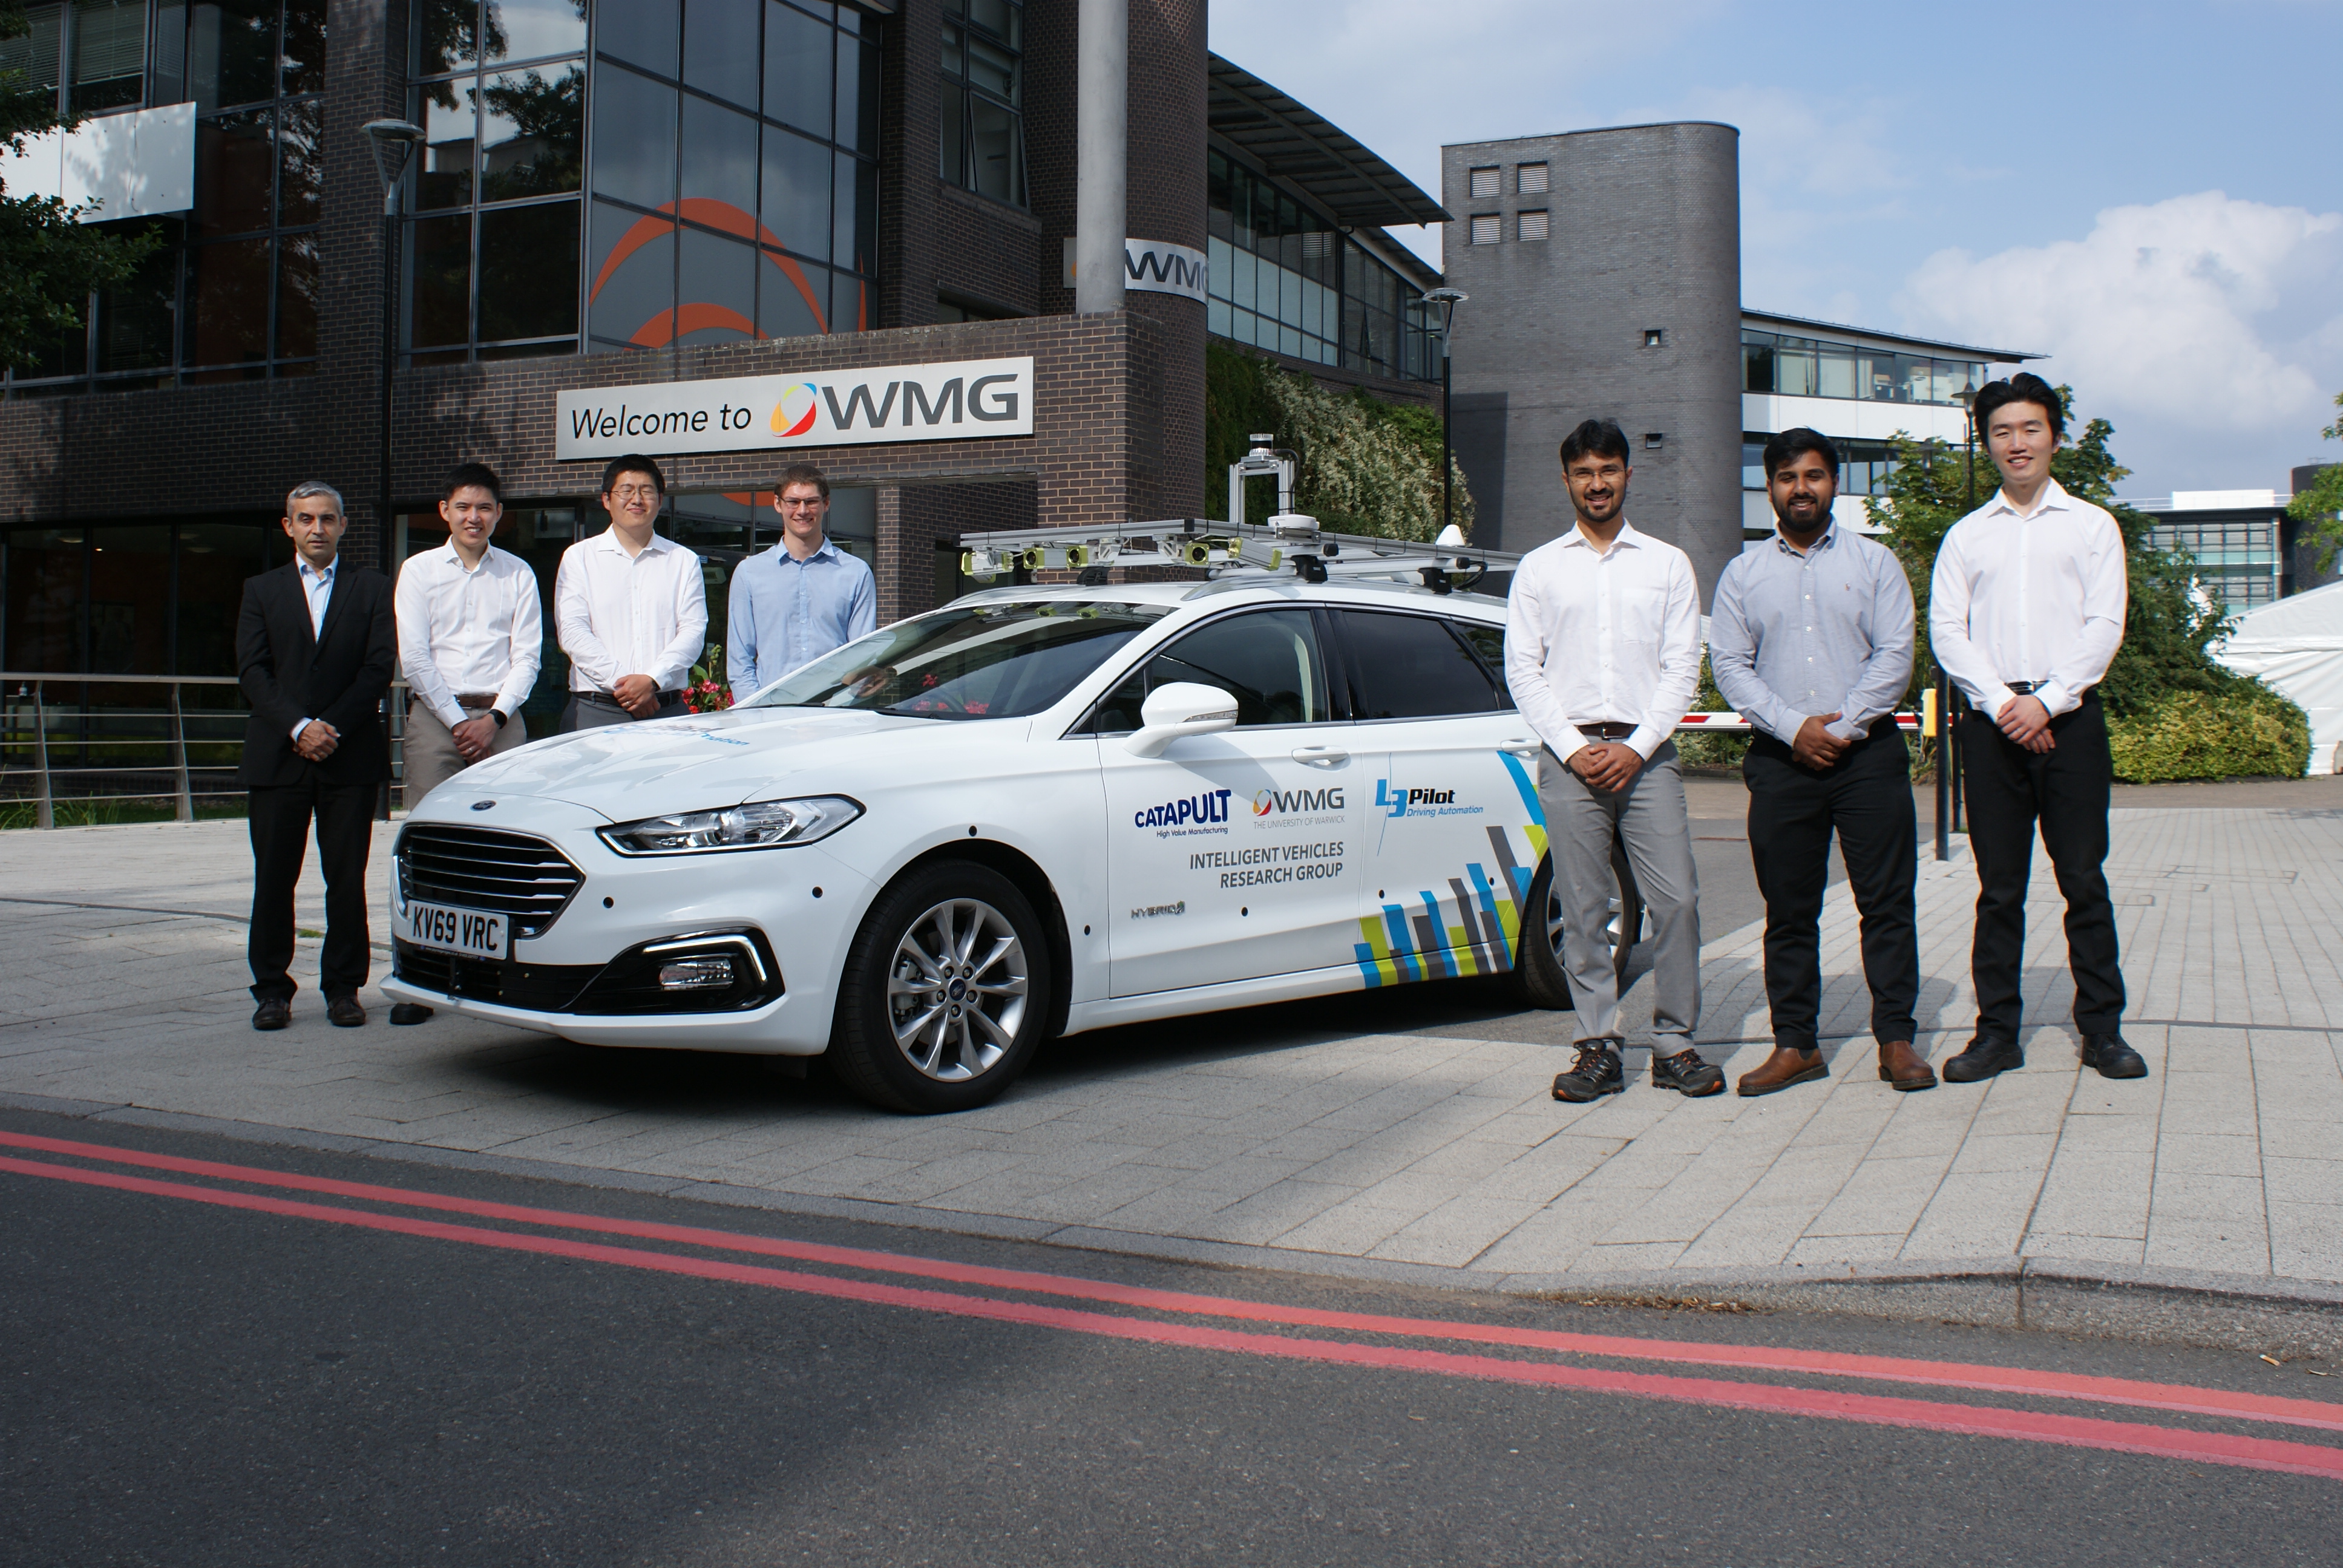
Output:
[777, 498, 825, 510]
[609, 485, 661, 502]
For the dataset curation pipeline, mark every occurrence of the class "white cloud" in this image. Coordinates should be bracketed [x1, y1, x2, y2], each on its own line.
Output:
[1897, 192, 2343, 486]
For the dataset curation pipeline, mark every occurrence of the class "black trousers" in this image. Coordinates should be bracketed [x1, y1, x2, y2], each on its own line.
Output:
[1744, 720, 1919, 1050]
[247, 776, 376, 1003]
[1959, 692, 2126, 1042]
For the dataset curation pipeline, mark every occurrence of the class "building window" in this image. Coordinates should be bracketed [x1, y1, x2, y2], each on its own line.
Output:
[1742, 328, 1987, 408]
[0, 0, 146, 114]
[1743, 433, 1903, 498]
[1517, 209, 1548, 241]
[2145, 517, 2284, 610]
[1516, 161, 1548, 194]
[939, 0, 1024, 206]
[1467, 165, 1499, 199]
[1204, 148, 1431, 381]
[582, 0, 883, 356]
[407, 0, 588, 362]
[1469, 214, 1501, 245]
[4, 0, 330, 395]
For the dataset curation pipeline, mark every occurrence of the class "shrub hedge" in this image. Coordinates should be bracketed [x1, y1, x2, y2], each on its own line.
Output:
[2107, 687, 2310, 783]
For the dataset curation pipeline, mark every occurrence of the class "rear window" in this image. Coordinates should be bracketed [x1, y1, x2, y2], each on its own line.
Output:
[747, 600, 1173, 720]
[1337, 610, 1504, 719]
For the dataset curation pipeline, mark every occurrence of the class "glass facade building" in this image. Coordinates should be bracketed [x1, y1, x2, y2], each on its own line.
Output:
[1205, 148, 1433, 382]
[1742, 327, 1987, 409]
[2145, 511, 2287, 612]
[5, 0, 328, 393]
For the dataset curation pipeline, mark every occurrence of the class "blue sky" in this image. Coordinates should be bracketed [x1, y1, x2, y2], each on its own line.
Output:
[1207, 0, 2343, 497]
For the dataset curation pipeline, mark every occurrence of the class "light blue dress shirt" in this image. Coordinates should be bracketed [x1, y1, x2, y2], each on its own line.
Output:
[726, 536, 877, 699]
[1708, 523, 1916, 745]
[292, 556, 337, 741]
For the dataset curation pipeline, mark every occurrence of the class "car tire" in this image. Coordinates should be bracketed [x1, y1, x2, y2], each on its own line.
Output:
[830, 860, 1055, 1114]
[1507, 841, 1643, 1010]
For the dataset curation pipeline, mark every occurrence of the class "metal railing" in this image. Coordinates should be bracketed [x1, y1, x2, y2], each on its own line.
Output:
[1, 671, 415, 829]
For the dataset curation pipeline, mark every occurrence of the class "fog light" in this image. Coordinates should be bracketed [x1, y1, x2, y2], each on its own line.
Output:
[658, 957, 735, 991]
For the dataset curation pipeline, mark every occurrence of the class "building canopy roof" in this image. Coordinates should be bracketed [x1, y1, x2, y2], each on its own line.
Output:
[1207, 54, 1450, 230]
[1741, 309, 2041, 365]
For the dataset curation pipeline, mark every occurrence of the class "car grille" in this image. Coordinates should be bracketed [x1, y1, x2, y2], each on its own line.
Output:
[395, 823, 584, 938]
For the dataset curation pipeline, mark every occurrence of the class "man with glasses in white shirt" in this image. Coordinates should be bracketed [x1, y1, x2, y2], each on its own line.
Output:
[555, 454, 709, 731]
[1506, 418, 1721, 1103]
[728, 462, 877, 701]
[1930, 373, 2141, 1083]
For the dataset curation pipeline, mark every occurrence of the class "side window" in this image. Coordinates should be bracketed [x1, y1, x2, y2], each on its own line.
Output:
[1088, 609, 1331, 731]
[1338, 610, 1501, 719]
[1450, 619, 1516, 709]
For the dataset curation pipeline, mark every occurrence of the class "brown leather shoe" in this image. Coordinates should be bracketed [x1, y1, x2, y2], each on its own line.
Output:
[1736, 1046, 1826, 1097]
[1878, 1038, 1936, 1092]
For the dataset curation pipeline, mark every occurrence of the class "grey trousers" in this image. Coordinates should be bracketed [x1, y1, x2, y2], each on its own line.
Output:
[401, 702, 529, 811]
[560, 693, 689, 731]
[1536, 740, 1701, 1048]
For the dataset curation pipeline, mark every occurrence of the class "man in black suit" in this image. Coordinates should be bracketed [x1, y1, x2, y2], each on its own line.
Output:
[237, 481, 396, 1030]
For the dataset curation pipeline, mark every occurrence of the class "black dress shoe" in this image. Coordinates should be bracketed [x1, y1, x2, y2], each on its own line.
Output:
[2081, 1033, 2148, 1079]
[1552, 1039, 1625, 1102]
[1651, 1047, 1726, 1097]
[327, 996, 367, 1028]
[252, 998, 292, 1031]
[1942, 1037, 2023, 1083]
[389, 1002, 435, 1026]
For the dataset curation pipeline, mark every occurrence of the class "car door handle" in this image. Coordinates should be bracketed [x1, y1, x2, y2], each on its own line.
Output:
[1291, 746, 1348, 768]
[1500, 737, 1542, 758]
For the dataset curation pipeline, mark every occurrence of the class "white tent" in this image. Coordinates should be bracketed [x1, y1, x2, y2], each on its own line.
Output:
[2215, 578, 2343, 776]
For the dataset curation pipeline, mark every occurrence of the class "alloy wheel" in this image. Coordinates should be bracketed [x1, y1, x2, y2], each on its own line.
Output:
[886, 897, 1031, 1082]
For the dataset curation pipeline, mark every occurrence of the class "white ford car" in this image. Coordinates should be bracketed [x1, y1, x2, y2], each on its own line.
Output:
[382, 577, 1637, 1112]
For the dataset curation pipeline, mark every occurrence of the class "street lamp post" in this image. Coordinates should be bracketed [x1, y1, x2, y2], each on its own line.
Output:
[1420, 289, 1467, 539]
[1933, 388, 1982, 860]
[363, 119, 423, 820]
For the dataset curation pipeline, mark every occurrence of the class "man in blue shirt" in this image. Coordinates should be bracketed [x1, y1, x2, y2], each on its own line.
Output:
[1709, 429, 1932, 1097]
[727, 463, 878, 701]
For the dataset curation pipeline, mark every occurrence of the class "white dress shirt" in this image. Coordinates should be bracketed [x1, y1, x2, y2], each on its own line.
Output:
[1504, 519, 1703, 761]
[291, 557, 336, 740]
[1929, 478, 2127, 719]
[395, 541, 543, 729]
[554, 527, 709, 695]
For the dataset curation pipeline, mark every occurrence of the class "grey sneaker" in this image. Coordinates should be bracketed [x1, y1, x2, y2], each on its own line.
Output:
[1552, 1039, 1626, 1103]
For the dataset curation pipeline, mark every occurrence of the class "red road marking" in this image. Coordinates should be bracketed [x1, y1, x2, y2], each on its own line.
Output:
[6, 1128, 2340, 1438]
[5, 1148, 2342, 1481]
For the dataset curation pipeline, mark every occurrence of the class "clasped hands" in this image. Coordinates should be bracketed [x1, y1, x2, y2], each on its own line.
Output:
[612, 673, 663, 717]
[294, 720, 339, 762]
[1994, 693, 2056, 754]
[1566, 740, 1643, 794]
[451, 713, 499, 762]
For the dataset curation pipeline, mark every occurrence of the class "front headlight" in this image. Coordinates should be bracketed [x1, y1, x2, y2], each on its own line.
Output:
[596, 795, 863, 856]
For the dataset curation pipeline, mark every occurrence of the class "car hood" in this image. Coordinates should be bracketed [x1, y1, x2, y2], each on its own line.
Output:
[449, 706, 971, 815]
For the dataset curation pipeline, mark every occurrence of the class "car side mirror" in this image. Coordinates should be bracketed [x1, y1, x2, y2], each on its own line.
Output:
[1124, 682, 1239, 758]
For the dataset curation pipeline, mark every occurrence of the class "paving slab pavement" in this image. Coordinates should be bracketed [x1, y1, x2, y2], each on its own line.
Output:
[2, 789, 2339, 1326]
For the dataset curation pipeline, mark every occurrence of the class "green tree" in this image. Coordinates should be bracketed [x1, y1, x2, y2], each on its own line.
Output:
[0, 0, 160, 371]
[1202, 341, 1473, 541]
[2284, 391, 2343, 574]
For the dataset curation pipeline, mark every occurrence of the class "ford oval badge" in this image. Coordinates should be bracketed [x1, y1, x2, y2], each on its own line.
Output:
[470, 800, 496, 811]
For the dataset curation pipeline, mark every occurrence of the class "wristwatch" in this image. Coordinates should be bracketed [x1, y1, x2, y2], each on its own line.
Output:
[489, 708, 508, 728]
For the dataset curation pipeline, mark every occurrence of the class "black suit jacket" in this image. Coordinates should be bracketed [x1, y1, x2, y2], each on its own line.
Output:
[237, 559, 396, 788]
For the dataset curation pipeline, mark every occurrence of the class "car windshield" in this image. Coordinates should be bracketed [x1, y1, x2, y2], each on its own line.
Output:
[745, 599, 1175, 719]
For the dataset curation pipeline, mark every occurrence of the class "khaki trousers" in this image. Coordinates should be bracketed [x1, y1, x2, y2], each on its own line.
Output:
[402, 702, 528, 811]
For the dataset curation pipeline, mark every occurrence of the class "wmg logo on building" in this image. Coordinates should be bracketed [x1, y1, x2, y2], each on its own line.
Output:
[555, 356, 1035, 460]
[1123, 239, 1207, 303]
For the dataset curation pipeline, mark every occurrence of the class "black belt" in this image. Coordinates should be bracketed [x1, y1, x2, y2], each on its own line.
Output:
[577, 689, 682, 709]
[1576, 721, 1638, 741]
[1966, 684, 2096, 713]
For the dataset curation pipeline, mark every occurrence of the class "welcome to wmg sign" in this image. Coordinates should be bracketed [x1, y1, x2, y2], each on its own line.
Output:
[555, 356, 1035, 460]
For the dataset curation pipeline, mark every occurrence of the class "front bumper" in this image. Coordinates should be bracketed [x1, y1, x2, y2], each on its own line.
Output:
[386, 795, 869, 1054]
